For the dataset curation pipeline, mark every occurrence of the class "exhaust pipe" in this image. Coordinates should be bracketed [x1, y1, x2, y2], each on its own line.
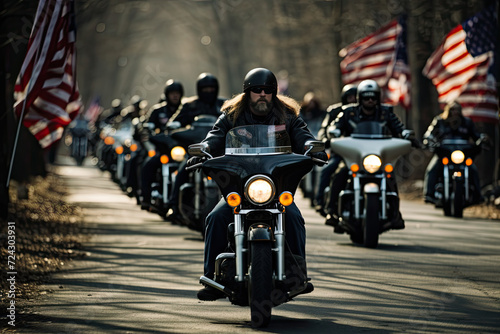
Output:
[199, 276, 234, 298]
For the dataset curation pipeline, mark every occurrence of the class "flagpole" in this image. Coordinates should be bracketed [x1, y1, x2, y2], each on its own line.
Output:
[6, 45, 42, 189]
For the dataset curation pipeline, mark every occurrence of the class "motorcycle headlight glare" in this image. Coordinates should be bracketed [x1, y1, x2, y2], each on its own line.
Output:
[171, 146, 186, 162]
[363, 154, 382, 173]
[245, 175, 275, 205]
[451, 150, 465, 164]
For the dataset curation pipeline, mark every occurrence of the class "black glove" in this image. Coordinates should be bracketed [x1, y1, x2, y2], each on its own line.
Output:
[410, 137, 421, 149]
[311, 151, 328, 166]
[186, 156, 206, 168]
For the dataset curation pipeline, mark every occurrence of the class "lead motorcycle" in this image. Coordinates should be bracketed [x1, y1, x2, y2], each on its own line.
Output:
[328, 121, 412, 248]
[188, 124, 325, 328]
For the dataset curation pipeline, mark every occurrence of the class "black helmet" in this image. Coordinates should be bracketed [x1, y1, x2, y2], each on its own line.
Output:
[243, 68, 277, 94]
[341, 84, 357, 105]
[357, 79, 380, 102]
[196, 73, 219, 96]
[164, 79, 184, 98]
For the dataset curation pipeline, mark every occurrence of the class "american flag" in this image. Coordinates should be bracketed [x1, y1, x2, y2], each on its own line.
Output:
[422, 5, 498, 123]
[339, 16, 411, 110]
[13, 0, 81, 149]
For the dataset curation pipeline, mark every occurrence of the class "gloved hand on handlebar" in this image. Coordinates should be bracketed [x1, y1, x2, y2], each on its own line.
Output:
[409, 137, 422, 149]
[310, 151, 328, 166]
[187, 156, 207, 168]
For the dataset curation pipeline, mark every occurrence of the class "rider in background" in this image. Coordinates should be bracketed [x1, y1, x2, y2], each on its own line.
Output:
[314, 84, 357, 216]
[165, 73, 225, 223]
[140, 80, 184, 211]
[422, 100, 483, 205]
[187, 68, 327, 301]
[325, 79, 419, 229]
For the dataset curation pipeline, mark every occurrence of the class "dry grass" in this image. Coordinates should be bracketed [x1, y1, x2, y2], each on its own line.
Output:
[1, 174, 88, 305]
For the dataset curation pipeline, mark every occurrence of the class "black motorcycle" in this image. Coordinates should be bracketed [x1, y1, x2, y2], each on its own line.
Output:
[188, 124, 325, 328]
[427, 137, 485, 217]
[67, 118, 89, 166]
[173, 115, 220, 233]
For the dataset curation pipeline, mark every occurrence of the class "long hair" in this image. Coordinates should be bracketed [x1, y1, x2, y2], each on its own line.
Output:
[441, 100, 462, 120]
[223, 92, 300, 124]
[440, 100, 463, 129]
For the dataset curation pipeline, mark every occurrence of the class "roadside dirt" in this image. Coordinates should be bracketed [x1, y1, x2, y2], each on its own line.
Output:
[1, 173, 88, 310]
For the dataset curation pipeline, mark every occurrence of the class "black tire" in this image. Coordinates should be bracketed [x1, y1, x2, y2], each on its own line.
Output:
[363, 193, 380, 248]
[349, 233, 363, 244]
[451, 183, 464, 218]
[443, 198, 452, 216]
[248, 241, 273, 328]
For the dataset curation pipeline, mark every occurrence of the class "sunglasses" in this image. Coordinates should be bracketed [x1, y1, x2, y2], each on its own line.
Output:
[362, 96, 377, 101]
[250, 87, 274, 94]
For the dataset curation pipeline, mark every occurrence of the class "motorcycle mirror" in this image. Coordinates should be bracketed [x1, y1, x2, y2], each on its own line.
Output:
[188, 142, 211, 158]
[304, 140, 324, 154]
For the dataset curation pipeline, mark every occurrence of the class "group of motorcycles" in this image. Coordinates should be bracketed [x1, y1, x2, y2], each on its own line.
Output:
[303, 120, 488, 249]
[63, 98, 487, 328]
[67, 102, 221, 237]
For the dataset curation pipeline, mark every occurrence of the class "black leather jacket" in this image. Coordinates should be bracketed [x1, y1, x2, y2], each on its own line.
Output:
[329, 104, 406, 138]
[202, 108, 317, 158]
[423, 115, 480, 143]
[169, 96, 225, 128]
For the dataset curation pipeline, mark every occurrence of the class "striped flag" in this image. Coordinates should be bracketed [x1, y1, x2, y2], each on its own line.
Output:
[339, 16, 411, 109]
[422, 5, 498, 123]
[13, 0, 82, 149]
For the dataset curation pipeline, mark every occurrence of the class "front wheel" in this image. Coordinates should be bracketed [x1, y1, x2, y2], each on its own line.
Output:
[363, 193, 380, 248]
[248, 241, 273, 328]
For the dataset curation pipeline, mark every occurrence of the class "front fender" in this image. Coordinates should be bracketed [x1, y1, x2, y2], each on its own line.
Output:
[248, 224, 272, 242]
[364, 182, 380, 194]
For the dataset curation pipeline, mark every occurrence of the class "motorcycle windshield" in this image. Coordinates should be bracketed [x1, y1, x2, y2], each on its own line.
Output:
[225, 125, 292, 155]
[351, 121, 392, 139]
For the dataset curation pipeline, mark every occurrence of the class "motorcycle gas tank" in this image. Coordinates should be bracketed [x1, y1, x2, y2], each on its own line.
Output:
[171, 115, 218, 146]
[331, 137, 411, 166]
[202, 153, 314, 198]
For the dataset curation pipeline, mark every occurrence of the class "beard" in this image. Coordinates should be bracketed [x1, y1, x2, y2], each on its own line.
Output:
[250, 99, 273, 116]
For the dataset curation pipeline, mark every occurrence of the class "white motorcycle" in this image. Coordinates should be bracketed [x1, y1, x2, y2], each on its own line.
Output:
[329, 121, 412, 248]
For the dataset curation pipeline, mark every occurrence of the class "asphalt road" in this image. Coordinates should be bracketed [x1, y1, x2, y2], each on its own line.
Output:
[15, 161, 500, 334]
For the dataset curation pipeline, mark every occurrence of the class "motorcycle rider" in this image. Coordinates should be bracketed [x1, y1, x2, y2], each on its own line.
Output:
[187, 67, 328, 301]
[325, 79, 419, 229]
[315, 84, 357, 216]
[165, 73, 226, 223]
[422, 100, 483, 205]
[140, 80, 184, 211]
[147, 80, 184, 132]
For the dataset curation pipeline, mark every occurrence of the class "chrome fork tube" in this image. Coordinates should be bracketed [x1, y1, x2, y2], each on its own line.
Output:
[354, 176, 361, 219]
[234, 213, 245, 282]
[274, 212, 285, 281]
[162, 164, 170, 204]
[381, 176, 387, 220]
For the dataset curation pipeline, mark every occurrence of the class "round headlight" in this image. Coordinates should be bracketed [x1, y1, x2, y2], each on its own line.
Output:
[451, 150, 465, 164]
[245, 175, 275, 205]
[363, 154, 382, 173]
[171, 146, 186, 162]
